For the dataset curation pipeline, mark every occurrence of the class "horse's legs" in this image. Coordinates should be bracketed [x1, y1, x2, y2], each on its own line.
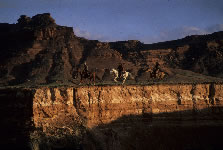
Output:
[93, 72, 95, 85]
[75, 71, 79, 79]
[79, 78, 83, 85]
[86, 72, 96, 85]
[122, 77, 126, 84]
[114, 76, 118, 82]
[89, 73, 95, 85]
[79, 72, 84, 85]
[79, 74, 82, 85]
[122, 72, 131, 84]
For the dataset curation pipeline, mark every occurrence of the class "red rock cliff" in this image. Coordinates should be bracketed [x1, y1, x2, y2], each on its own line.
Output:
[33, 84, 223, 129]
[1, 84, 223, 149]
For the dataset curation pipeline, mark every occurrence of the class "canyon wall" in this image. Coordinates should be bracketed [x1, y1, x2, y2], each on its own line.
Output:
[1, 84, 223, 149]
[33, 84, 223, 128]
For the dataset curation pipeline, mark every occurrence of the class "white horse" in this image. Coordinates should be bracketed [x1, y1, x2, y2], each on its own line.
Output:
[110, 68, 134, 84]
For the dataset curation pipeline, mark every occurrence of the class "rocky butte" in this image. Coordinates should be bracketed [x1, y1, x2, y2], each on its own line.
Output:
[0, 13, 223, 150]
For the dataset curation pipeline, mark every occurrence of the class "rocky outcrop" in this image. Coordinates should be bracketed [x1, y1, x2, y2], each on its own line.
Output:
[1, 84, 223, 149]
[0, 13, 85, 85]
[1, 14, 223, 86]
[17, 13, 55, 27]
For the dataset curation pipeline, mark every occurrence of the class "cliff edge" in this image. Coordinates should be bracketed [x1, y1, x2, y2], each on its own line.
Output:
[1, 84, 223, 149]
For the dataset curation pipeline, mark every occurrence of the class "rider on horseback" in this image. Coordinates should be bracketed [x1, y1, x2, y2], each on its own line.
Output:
[152, 62, 160, 78]
[80, 62, 96, 85]
[117, 63, 124, 78]
[154, 62, 160, 73]
[83, 61, 89, 76]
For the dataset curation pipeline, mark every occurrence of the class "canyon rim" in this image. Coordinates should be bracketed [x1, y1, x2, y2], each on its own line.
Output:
[1, 14, 223, 150]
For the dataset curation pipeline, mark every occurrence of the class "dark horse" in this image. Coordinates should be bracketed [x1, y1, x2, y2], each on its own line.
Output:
[79, 69, 96, 85]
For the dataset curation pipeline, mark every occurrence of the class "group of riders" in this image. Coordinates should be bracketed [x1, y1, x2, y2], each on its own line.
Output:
[82, 61, 126, 79]
[81, 61, 161, 80]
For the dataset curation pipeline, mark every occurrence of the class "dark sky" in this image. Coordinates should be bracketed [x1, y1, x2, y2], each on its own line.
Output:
[0, 0, 223, 43]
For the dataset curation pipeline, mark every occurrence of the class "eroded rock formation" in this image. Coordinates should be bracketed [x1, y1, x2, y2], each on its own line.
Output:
[1, 13, 223, 86]
[1, 84, 223, 149]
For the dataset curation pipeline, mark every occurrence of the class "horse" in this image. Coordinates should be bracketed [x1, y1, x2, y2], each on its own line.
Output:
[110, 68, 134, 84]
[146, 68, 166, 80]
[72, 68, 79, 79]
[79, 69, 96, 85]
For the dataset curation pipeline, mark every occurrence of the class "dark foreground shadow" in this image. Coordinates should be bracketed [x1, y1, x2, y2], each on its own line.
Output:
[0, 88, 223, 150]
[84, 106, 223, 150]
[0, 89, 34, 150]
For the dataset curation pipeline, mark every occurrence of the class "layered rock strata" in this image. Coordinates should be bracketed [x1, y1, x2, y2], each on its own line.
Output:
[1, 84, 223, 149]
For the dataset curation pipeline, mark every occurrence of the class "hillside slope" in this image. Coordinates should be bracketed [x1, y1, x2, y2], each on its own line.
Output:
[1, 13, 223, 86]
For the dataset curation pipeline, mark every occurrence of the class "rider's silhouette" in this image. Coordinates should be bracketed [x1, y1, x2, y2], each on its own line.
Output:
[154, 62, 160, 72]
[83, 62, 89, 75]
[117, 63, 124, 78]
[152, 62, 160, 77]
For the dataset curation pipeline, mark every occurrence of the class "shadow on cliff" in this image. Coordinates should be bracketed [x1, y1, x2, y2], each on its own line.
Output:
[0, 89, 34, 150]
[84, 106, 223, 150]
[1, 89, 223, 150]
[30, 106, 223, 150]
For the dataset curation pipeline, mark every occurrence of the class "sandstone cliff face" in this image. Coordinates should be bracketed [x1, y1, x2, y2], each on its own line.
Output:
[2, 84, 222, 149]
[1, 84, 223, 149]
[33, 84, 223, 130]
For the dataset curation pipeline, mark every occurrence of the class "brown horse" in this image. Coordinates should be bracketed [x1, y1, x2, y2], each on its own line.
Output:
[79, 69, 96, 85]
